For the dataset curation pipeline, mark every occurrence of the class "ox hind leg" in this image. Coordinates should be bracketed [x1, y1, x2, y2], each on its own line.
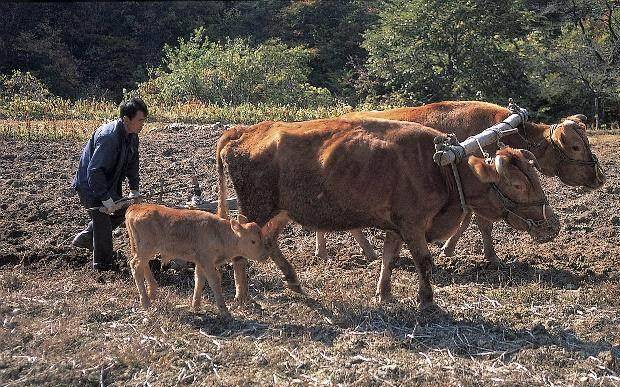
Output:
[314, 231, 328, 259]
[264, 212, 303, 294]
[203, 262, 230, 317]
[376, 231, 403, 303]
[441, 211, 473, 257]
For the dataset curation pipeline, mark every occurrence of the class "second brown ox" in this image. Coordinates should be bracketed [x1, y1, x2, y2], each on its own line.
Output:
[317, 101, 605, 262]
[216, 117, 560, 307]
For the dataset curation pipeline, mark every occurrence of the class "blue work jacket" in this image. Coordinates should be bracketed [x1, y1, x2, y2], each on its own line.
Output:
[72, 119, 139, 206]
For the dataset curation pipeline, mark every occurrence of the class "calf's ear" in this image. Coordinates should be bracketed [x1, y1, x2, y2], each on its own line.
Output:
[237, 214, 249, 224]
[230, 218, 242, 233]
[468, 156, 500, 183]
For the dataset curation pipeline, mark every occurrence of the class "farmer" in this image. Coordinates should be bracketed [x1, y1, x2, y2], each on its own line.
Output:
[71, 97, 148, 272]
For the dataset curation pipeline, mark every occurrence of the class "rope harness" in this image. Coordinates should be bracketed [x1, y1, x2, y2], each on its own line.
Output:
[547, 123, 602, 172]
[489, 183, 549, 232]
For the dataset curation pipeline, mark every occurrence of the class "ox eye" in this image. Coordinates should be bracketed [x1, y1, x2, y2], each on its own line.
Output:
[251, 240, 256, 244]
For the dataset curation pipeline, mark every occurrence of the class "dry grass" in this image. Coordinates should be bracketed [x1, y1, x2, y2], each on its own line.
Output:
[1, 238, 619, 386]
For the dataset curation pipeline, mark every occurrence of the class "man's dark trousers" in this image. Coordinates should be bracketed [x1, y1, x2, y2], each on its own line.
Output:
[76, 190, 126, 268]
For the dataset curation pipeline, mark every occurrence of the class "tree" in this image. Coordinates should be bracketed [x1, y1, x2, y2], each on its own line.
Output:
[135, 28, 332, 107]
[528, 0, 620, 122]
[359, 0, 535, 105]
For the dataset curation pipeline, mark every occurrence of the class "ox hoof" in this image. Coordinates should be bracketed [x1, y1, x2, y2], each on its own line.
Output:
[286, 282, 305, 295]
[484, 253, 502, 266]
[232, 297, 262, 311]
[217, 308, 232, 320]
[440, 246, 456, 258]
[375, 293, 395, 304]
[419, 301, 441, 314]
[362, 250, 378, 261]
[233, 295, 253, 306]
[314, 251, 332, 260]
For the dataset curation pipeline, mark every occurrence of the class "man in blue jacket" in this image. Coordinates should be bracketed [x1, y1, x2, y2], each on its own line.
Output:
[71, 97, 148, 272]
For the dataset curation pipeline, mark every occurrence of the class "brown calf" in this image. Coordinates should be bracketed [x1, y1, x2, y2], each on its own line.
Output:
[125, 204, 268, 315]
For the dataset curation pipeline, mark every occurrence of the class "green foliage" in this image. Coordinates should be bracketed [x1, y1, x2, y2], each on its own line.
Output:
[524, 0, 620, 120]
[0, 70, 116, 120]
[135, 28, 333, 108]
[360, 0, 534, 104]
[0, 70, 53, 101]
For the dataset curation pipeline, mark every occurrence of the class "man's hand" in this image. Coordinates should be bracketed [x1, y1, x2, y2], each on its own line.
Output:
[100, 198, 122, 214]
[128, 190, 142, 203]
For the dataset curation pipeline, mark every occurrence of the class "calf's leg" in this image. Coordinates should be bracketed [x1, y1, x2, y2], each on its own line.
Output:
[130, 258, 150, 309]
[143, 263, 158, 301]
[232, 257, 250, 305]
[192, 263, 207, 311]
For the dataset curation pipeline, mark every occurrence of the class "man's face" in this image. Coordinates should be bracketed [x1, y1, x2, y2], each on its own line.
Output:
[123, 111, 146, 134]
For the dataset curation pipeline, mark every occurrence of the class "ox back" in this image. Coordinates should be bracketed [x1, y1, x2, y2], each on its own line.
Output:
[219, 118, 461, 236]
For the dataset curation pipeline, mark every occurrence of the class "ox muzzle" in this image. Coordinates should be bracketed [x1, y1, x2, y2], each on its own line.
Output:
[490, 184, 560, 243]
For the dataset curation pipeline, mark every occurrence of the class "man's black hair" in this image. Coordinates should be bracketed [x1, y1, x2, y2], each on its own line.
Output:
[119, 97, 148, 119]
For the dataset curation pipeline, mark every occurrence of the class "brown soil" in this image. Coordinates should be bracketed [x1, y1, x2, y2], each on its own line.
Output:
[1, 124, 619, 386]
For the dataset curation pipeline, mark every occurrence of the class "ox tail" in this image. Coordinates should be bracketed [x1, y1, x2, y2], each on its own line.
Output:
[125, 205, 138, 260]
[216, 129, 235, 220]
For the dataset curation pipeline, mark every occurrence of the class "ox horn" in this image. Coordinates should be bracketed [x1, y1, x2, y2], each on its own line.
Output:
[494, 155, 509, 179]
[568, 114, 588, 123]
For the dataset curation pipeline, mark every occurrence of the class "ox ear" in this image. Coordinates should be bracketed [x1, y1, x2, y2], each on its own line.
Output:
[230, 218, 242, 233]
[520, 149, 540, 170]
[237, 214, 249, 225]
[468, 156, 500, 183]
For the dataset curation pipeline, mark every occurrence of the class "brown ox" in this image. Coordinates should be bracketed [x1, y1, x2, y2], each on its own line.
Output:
[216, 118, 560, 307]
[316, 101, 605, 262]
[125, 204, 268, 316]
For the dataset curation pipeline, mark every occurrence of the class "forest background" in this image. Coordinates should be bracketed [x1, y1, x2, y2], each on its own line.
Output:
[1, 0, 618, 126]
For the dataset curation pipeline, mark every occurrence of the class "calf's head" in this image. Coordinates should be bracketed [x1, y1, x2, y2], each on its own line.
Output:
[538, 115, 605, 189]
[468, 148, 560, 243]
[230, 214, 269, 262]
